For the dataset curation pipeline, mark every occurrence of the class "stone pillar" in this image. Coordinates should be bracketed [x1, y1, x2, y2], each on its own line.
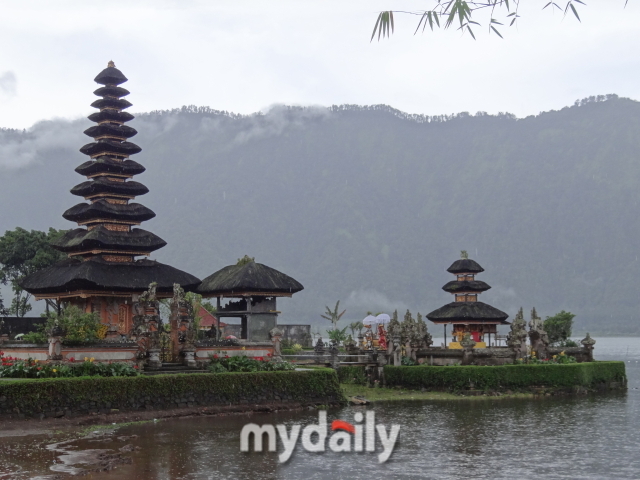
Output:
[314, 337, 325, 365]
[392, 335, 402, 366]
[581, 332, 596, 362]
[329, 343, 340, 369]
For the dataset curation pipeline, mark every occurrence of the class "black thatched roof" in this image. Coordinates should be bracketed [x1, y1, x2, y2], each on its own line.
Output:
[93, 85, 130, 98]
[94, 65, 128, 86]
[80, 140, 141, 157]
[90, 98, 133, 111]
[52, 227, 166, 254]
[197, 260, 303, 297]
[20, 257, 200, 295]
[70, 178, 148, 197]
[84, 124, 137, 139]
[63, 201, 155, 223]
[75, 157, 145, 177]
[447, 258, 484, 274]
[426, 302, 509, 324]
[88, 110, 134, 124]
[442, 280, 491, 293]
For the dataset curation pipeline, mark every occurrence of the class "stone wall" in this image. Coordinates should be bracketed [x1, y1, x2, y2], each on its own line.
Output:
[0, 343, 138, 363]
[281, 324, 312, 347]
[415, 346, 592, 366]
[0, 317, 46, 337]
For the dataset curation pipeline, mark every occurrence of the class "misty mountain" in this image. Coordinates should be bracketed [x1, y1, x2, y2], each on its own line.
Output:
[1, 95, 639, 335]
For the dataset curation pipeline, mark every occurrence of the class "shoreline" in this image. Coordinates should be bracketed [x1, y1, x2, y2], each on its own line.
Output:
[0, 401, 333, 437]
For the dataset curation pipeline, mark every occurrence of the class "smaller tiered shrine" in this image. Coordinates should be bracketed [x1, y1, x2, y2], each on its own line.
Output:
[197, 256, 303, 342]
[426, 252, 509, 348]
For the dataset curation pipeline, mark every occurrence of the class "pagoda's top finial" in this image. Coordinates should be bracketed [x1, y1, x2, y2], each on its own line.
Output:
[460, 250, 469, 259]
[108, 60, 115, 68]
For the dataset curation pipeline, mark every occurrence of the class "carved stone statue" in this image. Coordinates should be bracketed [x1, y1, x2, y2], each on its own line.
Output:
[392, 335, 402, 366]
[270, 326, 283, 362]
[132, 282, 162, 368]
[507, 307, 528, 360]
[581, 332, 596, 362]
[386, 310, 401, 355]
[415, 313, 433, 349]
[528, 307, 549, 359]
[48, 321, 63, 361]
[460, 332, 476, 365]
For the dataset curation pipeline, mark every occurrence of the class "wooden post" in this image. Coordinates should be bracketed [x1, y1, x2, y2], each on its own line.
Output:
[444, 324, 447, 348]
[216, 296, 221, 341]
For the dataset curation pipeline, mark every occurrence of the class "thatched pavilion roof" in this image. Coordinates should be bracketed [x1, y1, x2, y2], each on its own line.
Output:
[447, 258, 484, 274]
[426, 302, 509, 325]
[197, 258, 303, 297]
[20, 257, 200, 296]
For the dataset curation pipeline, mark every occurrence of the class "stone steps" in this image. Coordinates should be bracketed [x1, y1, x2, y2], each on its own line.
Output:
[142, 362, 209, 375]
[143, 369, 209, 375]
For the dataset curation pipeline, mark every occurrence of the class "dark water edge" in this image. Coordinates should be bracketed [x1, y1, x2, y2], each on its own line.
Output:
[1, 337, 639, 480]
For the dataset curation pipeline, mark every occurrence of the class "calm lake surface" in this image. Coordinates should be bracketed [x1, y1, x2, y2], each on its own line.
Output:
[1, 337, 639, 480]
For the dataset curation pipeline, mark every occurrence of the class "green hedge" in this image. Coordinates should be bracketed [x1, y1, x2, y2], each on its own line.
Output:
[337, 366, 367, 385]
[0, 369, 346, 417]
[384, 362, 627, 391]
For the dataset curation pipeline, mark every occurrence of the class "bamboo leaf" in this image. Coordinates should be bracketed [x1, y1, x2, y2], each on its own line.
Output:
[569, 2, 582, 22]
[491, 25, 504, 38]
[370, 12, 383, 42]
[467, 25, 476, 40]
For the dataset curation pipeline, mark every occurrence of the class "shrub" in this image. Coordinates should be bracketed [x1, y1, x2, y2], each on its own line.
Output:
[0, 354, 139, 378]
[21, 331, 47, 344]
[21, 306, 103, 345]
[337, 366, 367, 385]
[384, 362, 626, 391]
[207, 354, 295, 373]
[544, 311, 576, 345]
[0, 369, 346, 417]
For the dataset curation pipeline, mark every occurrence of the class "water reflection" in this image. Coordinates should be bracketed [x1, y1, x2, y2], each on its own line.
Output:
[0, 337, 639, 479]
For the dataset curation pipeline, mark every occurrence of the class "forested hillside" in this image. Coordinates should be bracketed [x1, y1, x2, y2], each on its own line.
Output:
[1, 95, 638, 335]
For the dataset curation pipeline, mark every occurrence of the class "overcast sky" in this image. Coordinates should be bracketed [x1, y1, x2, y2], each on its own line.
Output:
[0, 0, 638, 128]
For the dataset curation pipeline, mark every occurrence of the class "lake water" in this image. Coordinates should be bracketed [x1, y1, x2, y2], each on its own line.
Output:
[1, 337, 639, 479]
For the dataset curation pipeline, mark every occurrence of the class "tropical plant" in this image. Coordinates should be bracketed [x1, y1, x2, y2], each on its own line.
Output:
[321, 301, 346, 329]
[327, 326, 349, 346]
[21, 306, 102, 345]
[370, 1, 597, 41]
[207, 353, 295, 373]
[349, 321, 363, 338]
[0, 227, 67, 316]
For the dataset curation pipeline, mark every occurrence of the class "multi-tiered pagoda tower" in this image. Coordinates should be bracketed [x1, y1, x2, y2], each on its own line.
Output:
[426, 254, 509, 348]
[21, 62, 199, 334]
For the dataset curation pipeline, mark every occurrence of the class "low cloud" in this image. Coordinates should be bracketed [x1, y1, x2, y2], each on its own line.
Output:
[232, 104, 330, 145]
[0, 71, 16, 97]
[344, 289, 404, 318]
[0, 119, 83, 169]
